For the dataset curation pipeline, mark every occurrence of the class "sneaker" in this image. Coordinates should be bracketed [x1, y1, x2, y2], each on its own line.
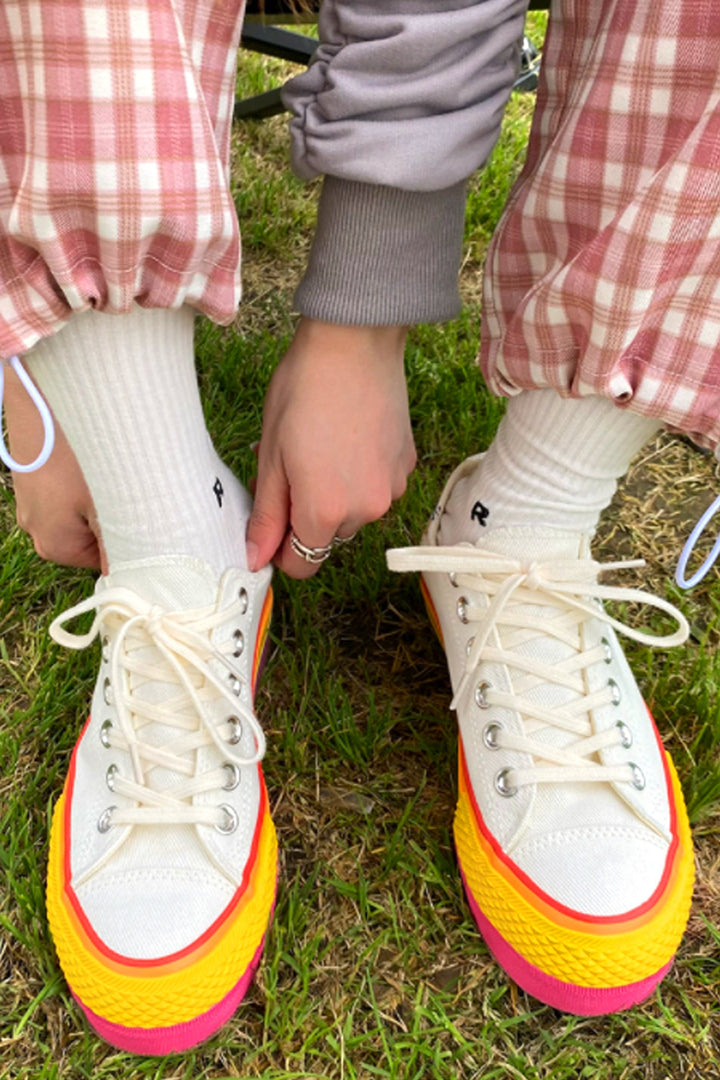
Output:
[45, 555, 277, 1054]
[387, 457, 695, 1015]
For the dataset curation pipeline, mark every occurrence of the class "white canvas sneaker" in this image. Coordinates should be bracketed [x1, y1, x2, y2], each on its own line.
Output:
[387, 457, 695, 1014]
[45, 555, 276, 1054]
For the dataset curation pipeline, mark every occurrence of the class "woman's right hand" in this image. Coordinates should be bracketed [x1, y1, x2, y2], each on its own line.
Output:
[247, 318, 416, 578]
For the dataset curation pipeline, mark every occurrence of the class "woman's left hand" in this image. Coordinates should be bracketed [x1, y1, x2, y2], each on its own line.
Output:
[5, 363, 106, 571]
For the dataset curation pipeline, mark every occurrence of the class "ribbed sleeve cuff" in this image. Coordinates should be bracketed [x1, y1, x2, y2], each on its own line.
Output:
[294, 178, 467, 326]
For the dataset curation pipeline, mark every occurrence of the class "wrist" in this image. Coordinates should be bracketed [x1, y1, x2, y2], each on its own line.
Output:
[295, 317, 408, 357]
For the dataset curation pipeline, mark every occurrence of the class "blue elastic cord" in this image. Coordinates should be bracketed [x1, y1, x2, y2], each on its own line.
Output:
[0, 356, 55, 473]
[675, 490, 720, 589]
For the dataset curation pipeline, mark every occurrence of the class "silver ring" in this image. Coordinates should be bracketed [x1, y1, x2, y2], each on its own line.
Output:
[332, 531, 357, 546]
[290, 531, 333, 565]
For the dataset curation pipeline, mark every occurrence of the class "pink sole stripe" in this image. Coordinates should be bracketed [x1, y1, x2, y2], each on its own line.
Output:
[73, 933, 267, 1055]
[458, 863, 674, 1015]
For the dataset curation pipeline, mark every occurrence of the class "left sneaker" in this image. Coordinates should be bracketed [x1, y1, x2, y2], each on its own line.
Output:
[387, 458, 695, 1015]
[45, 555, 276, 1054]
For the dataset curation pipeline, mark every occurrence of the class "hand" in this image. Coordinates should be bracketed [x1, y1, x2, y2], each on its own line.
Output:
[247, 318, 416, 578]
[5, 363, 106, 571]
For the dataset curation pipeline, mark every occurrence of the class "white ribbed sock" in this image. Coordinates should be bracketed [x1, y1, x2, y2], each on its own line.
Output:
[438, 390, 660, 545]
[26, 305, 251, 575]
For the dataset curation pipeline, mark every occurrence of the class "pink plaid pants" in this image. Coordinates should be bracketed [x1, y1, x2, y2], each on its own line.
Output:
[481, 0, 720, 451]
[3, 0, 720, 452]
[0, 0, 244, 360]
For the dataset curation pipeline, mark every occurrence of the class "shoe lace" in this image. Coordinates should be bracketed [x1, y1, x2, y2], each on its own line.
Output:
[50, 587, 265, 830]
[387, 545, 689, 792]
[0, 356, 55, 472]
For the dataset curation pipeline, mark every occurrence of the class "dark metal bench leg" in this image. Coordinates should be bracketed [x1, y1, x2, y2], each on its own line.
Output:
[240, 23, 316, 65]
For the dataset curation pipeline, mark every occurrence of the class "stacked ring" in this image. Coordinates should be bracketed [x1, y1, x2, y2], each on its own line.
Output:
[289, 531, 357, 564]
[289, 533, 333, 564]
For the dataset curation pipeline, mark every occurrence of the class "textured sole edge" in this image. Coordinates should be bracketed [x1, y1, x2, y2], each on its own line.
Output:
[458, 861, 673, 1015]
[72, 929, 268, 1055]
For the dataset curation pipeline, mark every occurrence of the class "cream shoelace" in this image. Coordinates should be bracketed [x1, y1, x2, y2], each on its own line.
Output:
[387, 545, 689, 794]
[50, 587, 265, 831]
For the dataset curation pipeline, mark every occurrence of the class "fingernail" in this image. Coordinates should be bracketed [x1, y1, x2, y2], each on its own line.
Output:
[246, 540, 259, 572]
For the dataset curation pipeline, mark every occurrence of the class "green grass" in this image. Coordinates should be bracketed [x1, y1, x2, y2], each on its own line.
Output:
[2, 13, 720, 1079]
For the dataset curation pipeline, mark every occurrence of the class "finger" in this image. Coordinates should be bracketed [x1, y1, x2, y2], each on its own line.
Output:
[270, 480, 339, 578]
[246, 452, 291, 572]
[64, 539, 103, 571]
[86, 509, 109, 576]
[332, 527, 358, 543]
[32, 528, 102, 571]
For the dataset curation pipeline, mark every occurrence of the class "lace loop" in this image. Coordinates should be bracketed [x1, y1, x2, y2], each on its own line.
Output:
[388, 545, 689, 653]
[0, 356, 55, 473]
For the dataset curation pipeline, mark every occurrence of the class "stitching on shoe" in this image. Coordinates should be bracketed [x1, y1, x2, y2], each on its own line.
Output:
[513, 825, 670, 856]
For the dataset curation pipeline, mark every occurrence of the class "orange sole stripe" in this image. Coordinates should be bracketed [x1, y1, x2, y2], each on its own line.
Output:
[251, 587, 273, 697]
[455, 743, 694, 987]
[458, 743, 680, 931]
[47, 790, 277, 1026]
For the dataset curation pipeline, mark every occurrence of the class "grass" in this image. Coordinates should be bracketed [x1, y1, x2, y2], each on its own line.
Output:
[2, 12, 720, 1079]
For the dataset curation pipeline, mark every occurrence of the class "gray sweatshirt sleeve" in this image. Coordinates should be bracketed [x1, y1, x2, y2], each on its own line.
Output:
[283, 0, 530, 325]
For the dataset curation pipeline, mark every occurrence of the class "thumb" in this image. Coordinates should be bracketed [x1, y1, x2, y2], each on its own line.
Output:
[246, 451, 290, 571]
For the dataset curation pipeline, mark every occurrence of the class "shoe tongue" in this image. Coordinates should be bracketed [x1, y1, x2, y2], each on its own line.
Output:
[107, 555, 220, 610]
[475, 527, 587, 562]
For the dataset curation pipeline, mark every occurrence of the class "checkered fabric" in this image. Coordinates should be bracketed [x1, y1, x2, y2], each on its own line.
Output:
[481, 0, 720, 452]
[0, 0, 245, 361]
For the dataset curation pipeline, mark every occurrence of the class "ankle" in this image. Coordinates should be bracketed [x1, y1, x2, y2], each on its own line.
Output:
[438, 393, 660, 545]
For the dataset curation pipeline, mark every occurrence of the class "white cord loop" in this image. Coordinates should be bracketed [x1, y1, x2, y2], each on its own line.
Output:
[0, 356, 55, 472]
[387, 544, 689, 793]
[675, 490, 720, 589]
[50, 586, 265, 830]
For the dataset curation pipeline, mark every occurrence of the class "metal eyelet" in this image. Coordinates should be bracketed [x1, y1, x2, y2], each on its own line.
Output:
[475, 681, 492, 709]
[97, 806, 116, 834]
[616, 720, 633, 749]
[495, 768, 518, 798]
[100, 719, 113, 748]
[227, 716, 242, 745]
[238, 587, 248, 614]
[101, 635, 110, 663]
[222, 763, 241, 791]
[449, 572, 459, 588]
[215, 803, 239, 834]
[106, 764, 119, 791]
[608, 678, 621, 706]
[601, 636, 612, 664]
[483, 722, 502, 749]
[228, 674, 242, 697]
[465, 635, 476, 656]
[629, 763, 646, 791]
[103, 677, 113, 705]
[232, 629, 244, 658]
[456, 597, 469, 624]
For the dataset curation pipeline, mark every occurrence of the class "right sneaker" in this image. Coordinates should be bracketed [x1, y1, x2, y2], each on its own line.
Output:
[45, 555, 276, 1055]
[387, 457, 695, 1015]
